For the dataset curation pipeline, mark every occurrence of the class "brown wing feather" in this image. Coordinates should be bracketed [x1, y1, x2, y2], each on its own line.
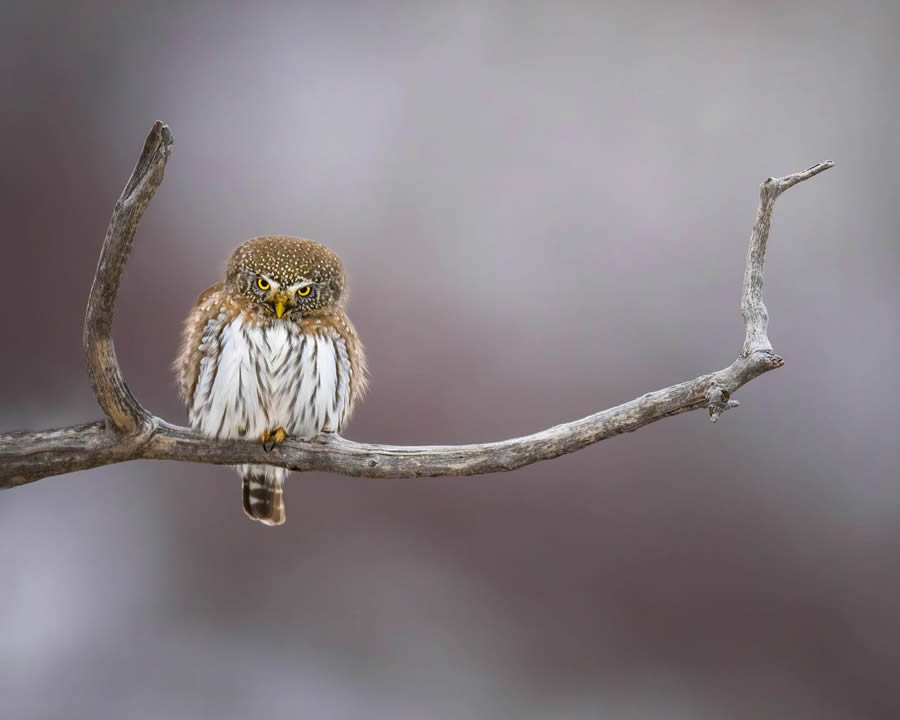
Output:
[336, 310, 368, 413]
[174, 283, 226, 407]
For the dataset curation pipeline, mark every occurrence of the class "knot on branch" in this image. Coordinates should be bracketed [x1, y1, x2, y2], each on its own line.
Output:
[106, 413, 159, 451]
[706, 383, 740, 423]
[761, 176, 780, 202]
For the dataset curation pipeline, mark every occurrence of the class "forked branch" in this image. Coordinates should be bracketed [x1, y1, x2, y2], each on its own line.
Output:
[0, 122, 833, 488]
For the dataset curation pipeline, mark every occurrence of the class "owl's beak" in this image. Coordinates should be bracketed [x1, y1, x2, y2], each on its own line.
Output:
[274, 298, 287, 318]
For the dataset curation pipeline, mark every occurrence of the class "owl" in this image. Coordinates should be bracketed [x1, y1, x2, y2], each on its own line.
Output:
[175, 235, 366, 526]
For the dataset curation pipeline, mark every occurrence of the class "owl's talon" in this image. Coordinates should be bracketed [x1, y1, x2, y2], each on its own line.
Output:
[260, 428, 287, 452]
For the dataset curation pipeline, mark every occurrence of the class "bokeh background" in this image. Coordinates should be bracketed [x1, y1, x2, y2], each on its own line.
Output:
[2, 1, 899, 718]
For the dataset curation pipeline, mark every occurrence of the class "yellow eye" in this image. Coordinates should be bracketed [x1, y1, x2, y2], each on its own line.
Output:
[297, 286, 311, 297]
[256, 277, 270, 291]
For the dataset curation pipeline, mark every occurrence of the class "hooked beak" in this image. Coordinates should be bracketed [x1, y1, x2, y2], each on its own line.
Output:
[274, 297, 287, 318]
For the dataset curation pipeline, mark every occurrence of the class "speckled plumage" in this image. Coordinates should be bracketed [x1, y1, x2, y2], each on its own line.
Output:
[175, 236, 366, 526]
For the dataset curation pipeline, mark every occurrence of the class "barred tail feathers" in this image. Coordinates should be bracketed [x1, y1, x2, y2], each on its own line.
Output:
[239, 464, 288, 526]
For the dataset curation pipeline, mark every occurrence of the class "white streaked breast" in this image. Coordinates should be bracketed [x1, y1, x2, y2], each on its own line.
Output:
[190, 316, 352, 442]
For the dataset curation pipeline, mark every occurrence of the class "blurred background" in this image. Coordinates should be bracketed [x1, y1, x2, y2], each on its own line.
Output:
[1, 1, 898, 717]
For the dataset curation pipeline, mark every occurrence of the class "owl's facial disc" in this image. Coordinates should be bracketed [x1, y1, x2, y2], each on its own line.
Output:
[274, 281, 315, 318]
[252, 275, 319, 318]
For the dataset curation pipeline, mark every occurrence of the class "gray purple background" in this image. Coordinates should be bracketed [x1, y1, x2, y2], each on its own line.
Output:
[2, 1, 899, 718]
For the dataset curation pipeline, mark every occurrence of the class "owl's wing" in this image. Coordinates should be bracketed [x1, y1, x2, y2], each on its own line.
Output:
[333, 309, 368, 429]
[174, 283, 226, 408]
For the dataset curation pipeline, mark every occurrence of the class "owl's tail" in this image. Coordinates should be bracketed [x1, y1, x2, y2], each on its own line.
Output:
[239, 465, 288, 526]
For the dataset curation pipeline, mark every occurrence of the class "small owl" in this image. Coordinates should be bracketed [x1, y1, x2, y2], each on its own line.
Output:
[175, 235, 366, 526]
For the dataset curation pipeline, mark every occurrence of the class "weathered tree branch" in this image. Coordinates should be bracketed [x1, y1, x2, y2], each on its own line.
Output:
[84, 121, 173, 436]
[0, 122, 833, 488]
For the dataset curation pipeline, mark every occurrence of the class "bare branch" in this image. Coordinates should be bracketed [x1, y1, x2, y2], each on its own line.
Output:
[0, 123, 833, 489]
[83, 121, 174, 435]
[741, 161, 834, 357]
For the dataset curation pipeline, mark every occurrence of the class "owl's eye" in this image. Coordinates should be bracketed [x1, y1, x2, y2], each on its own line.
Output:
[297, 286, 311, 297]
[256, 277, 270, 291]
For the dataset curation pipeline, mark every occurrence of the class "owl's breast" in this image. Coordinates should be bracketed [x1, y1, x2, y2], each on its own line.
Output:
[190, 314, 352, 441]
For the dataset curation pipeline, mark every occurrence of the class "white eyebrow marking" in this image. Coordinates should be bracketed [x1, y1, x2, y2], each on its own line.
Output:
[287, 280, 314, 292]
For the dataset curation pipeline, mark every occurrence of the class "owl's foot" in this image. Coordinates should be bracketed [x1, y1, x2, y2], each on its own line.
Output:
[261, 427, 288, 453]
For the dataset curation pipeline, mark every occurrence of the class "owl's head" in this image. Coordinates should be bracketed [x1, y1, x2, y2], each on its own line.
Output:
[225, 235, 346, 319]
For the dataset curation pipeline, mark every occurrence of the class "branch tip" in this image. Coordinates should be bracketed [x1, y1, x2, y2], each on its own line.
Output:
[775, 160, 834, 193]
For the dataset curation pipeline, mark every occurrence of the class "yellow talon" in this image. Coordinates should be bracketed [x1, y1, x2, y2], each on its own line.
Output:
[261, 427, 287, 452]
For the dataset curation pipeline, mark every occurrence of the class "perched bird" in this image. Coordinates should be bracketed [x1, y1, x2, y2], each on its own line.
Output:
[175, 235, 366, 526]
